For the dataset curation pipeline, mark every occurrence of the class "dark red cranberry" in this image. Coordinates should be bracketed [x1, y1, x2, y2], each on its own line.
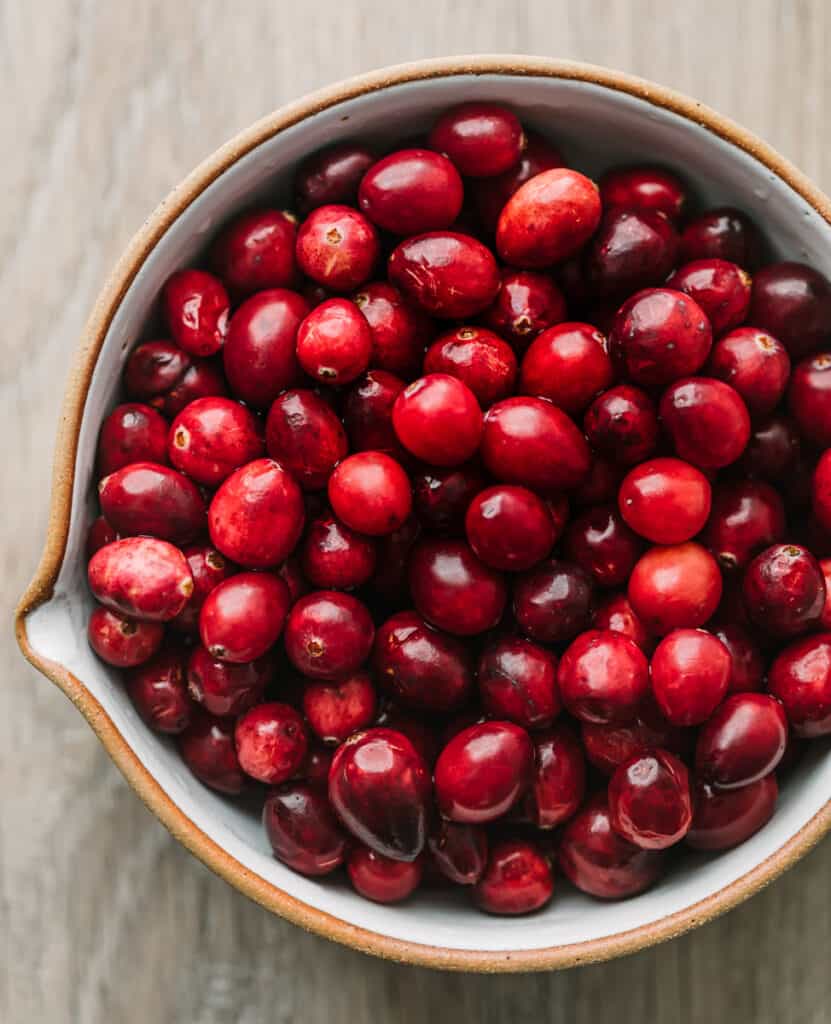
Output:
[368, 517, 421, 600]
[429, 102, 524, 178]
[465, 485, 556, 572]
[408, 538, 506, 636]
[199, 572, 289, 663]
[302, 744, 334, 786]
[428, 821, 488, 885]
[651, 628, 731, 725]
[89, 537, 193, 622]
[703, 480, 786, 572]
[581, 697, 688, 774]
[156, 358, 228, 418]
[628, 543, 722, 635]
[768, 633, 831, 736]
[707, 327, 790, 418]
[352, 281, 433, 378]
[235, 702, 308, 785]
[667, 259, 752, 335]
[519, 322, 613, 415]
[592, 592, 654, 652]
[210, 209, 296, 295]
[482, 270, 567, 353]
[296, 298, 372, 385]
[125, 341, 190, 405]
[527, 723, 586, 828]
[473, 840, 553, 915]
[686, 775, 777, 850]
[748, 261, 831, 358]
[343, 370, 406, 456]
[585, 208, 679, 299]
[619, 457, 711, 545]
[557, 629, 649, 724]
[741, 414, 801, 483]
[265, 389, 348, 491]
[301, 515, 376, 590]
[584, 385, 659, 466]
[126, 646, 191, 734]
[178, 710, 246, 794]
[424, 326, 517, 407]
[358, 149, 463, 234]
[302, 672, 377, 745]
[168, 396, 262, 487]
[348, 846, 423, 902]
[98, 462, 206, 544]
[171, 542, 235, 634]
[413, 463, 484, 536]
[608, 749, 692, 849]
[393, 374, 482, 467]
[86, 516, 118, 560]
[513, 559, 594, 645]
[743, 544, 825, 637]
[263, 781, 346, 876]
[564, 505, 642, 587]
[819, 560, 831, 628]
[88, 606, 164, 667]
[696, 693, 787, 789]
[186, 645, 271, 717]
[660, 377, 751, 469]
[814, 450, 831, 534]
[713, 624, 765, 693]
[296, 204, 379, 291]
[283, 590, 374, 680]
[478, 637, 560, 729]
[97, 403, 169, 478]
[162, 269, 229, 357]
[471, 131, 565, 231]
[328, 451, 412, 537]
[788, 351, 831, 447]
[600, 165, 686, 219]
[375, 707, 440, 766]
[295, 143, 375, 214]
[573, 456, 627, 508]
[679, 207, 759, 267]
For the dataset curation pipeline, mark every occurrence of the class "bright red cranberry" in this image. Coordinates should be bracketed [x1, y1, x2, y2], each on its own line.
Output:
[284, 591, 374, 679]
[667, 259, 752, 334]
[86, 516, 118, 559]
[424, 326, 517, 407]
[584, 385, 659, 466]
[585, 208, 679, 299]
[496, 168, 602, 267]
[302, 672, 377, 745]
[559, 794, 663, 899]
[388, 231, 500, 319]
[696, 692, 787, 789]
[199, 572, 289, 663]
[743, 544, 825, 637]
[265, 389, 348, 491]
[434, 721, 533, 824]
[210, 209, 296, 295]
[465, 485, 555, 572]
[408, 538, 506, 636]
[162, 269, 229, 356]
[742, 414, 801, 483]
[126, 646, 191, 733]
[707, 327, 790, 418]
[527, 723, 586, 828]
[373, 611, 473, 713]
[564, 505, 642, 588]
[514, 559, 593, 645]
[358, 149, 463, 234]
[472, 131, 565, 231]
[98, 462, 205, 544]
[178, 710, 246, 794]
[581, 697, 688, 774]
[327, 451, 412, 537]
[483, 270, 567, 353]
[235, 702, 308, 784]
[557, 629, 650, 725]
[168, 397, 262, 487]
[343, 370, 406, 456]
[814, 450, 831, 534]
[592, 592, 654, 652]
[352, 281, 433, 378]
[348, 846, 423, 902]
[600, 165, 686, 219]
[609, 288, 712, 388]
[295, 143, 375, 214]
[209, 459, 304, 569]
[392, 374, 482, 467]
[296, 298, 372, 385]
[519, 322, 613, 415]
[186, 645, 271, 717]
[821, 560, 831, 628]
[651, 628, 731, 725]
[703, 479, 786, 572]
[713, 624, 765, 693]
[171, 543, 234, 631]
[478, 637, 560, 729]
[628, 542, 722, 635]
[263, 781, 347, 876]
[296, 204, 379, 292]
[473, 840, 553, 915]
[88, 537, 193, 621]
[660, 377, 751, 469]
[413, 463, 484, 536]
[619, 457, 711, 545]
[608, 749, 691, 849]
[88, 606, 164, 667]
[679, 207, 759, 266]
[686, 775, 777, 850]
[300, 515, 376, 590]
[428, 821, 488, 885]
[789, 352, 831, 447]
[97, 403, 168, 478]
[768, 632, 831, 736]
[223, 288, 308, 407]
[429, 102, 524, 178]
[748, 261, 831, 358]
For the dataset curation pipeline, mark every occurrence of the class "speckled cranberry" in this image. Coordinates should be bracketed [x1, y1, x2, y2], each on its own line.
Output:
[748, 261, 831, 358]
[586, 208, 679, 299]
[186, 644, 271, 717]
[679, 207, 759, 266]
[713, 624, 765, 693]
[393, 374, 482, 467]
[563, 505, 642, 588]
[296, 204, 379, 292]
[660, 377, 751, 469]
[428, 821, 488, 885]
[235, 702, 308, 785]
[608, 749, 691, 849]
[473, 840, 553, 915]
[413, 463, 484, 536]
[265, 389, 347, 492]
[97, 403, 169, 478]
[513, 559, 594, 646]
[168, 396, 262, 487]
[584, 385, 659, 466]
[302, 672, 377, 745]
[768, 632, 831, 736]
[98, 462, 206, 544]
[162, 269, 229, 356]
[667, 259, 752, 335]
[600, 165, 686, 219]
[284, 591, 374, 679]
[352, 282, 433, 378]
[264, 781, 347, 876]
[472, 131, 565, 230]
[705, 329, 791, 423]
[178, 710, 246, 795]
[358, 149, 463, 234]
[327, 451, 412, 537]
[296, 298, 372, 385]
[788, 351, 831, 447]
[429, 102, 524, 178]
[199, 572, 289, 663]
[650, 628, 731, 726]
[88, 606, 164, 667]
[619, 457, 711, 546]
[592, 592, 654, 652]
[295, 143, 375, 214]
[703, 479, 786, 572]
[557, 629, 649, 725]
[686, 775, 777, 850]
[519, 322, 613, 415]
[126, 646, 191, 734]
[86, 515, 118, 560]
[424, 326, 517, 407]
[348, 846, 424, 902]
[743, 543, 825, 637]
[343, 370, 406, 456]
[483, 270, 567, 354]
[741, 414, 802, 483]
[465, 485, 555, 572]
[628, 542, 722, 635]
[300, 515, 376, 590]
[210, 209, 297, 295]
[89, 537, 192, 621]
[477, 637, 560, 729]
[408, 538, 506, 636]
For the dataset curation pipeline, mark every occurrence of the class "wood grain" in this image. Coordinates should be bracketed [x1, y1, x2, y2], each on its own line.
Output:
[4, 1, 831, 1020]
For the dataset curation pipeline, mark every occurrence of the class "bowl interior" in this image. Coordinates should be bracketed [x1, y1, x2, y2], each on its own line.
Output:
[24, 70, 831, 955]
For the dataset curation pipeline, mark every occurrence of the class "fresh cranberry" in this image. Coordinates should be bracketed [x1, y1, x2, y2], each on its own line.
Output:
[393, 374, 482, 467]
[619, 457, 711, 545]
[608, 749, 691, 849]
[713, 624, 765, 692]
[465, 485, 556, 572]
[564, 505, 642, 587]
[125, 646, 191, 734]
[557, 629, 649, 725]
[584, 385, 659, 466]
[473, 840, 553, 915]
[592, 592, 653, 652]
[482, 270, 567, 352]
[86, 516, 118, 560]
[429, 102, 524, 178]
[375, 706, 440, 766]
[573, 457, 624, 509]
[235, 702, 308, 785]
[667, 259, 752, 335]
[686, 775, 778, 850]
[168, 396, 262, 487]
[471, 131, 565, 231]
[296, 204, 379, 291]
[707, 327, 790, 418]
[585, 208, 679, 299]
[88, 606, 164, 667]
[821, 560, 831, 628]
[352, 282, 433, 377]
[477, 637, 560, 729]
[296, 298, 372, 385]
[519, 322, 613, 415]
[368, 517, 421, 600]
[748, 261, 831, 358]
[98, 462, 206, 544]
[496, 168, 602, 267]
[695, 692, 788, 789]
[210, 209, 297, 295]
[199, 572, 289, 663]
[424, 326, 517, 407]
[408, 538, 506, 636]
[178, 710, 246, 794]
[125, 341, 190, 404]
[265, 389, 348, 491]
[284, 591, 374, 679]
[97, 403, 169, 478]
[650, 628, 731, 725]
[348, 846, 423, 902]
[302, 672, 377, 745]
[660, 377, 751, 469]
[703, 479, 786, 572]
[186, 645, 271, 717]
[295, 143, 375, 214]
[741, 414, 802, 483]
[581, 698, 688, 774]
[788, 352, 831, 447]
[679, 207, 759, 266]
[302, 744, 335, 785]
[814, 450, 831, 534]
[263, 781, 346, 876]
[768, 633, 831, 736]
[513, 559, 593, 645]
[526, 723, 586, 828]
[413, 463, 485, 536]
[358, 149, 463, 234]
[300, 515, 376, 590]
[628, 542, 722, 635]
[88, 537, 193, 622]
[428, 821, 488, 885]
[743, 544, 825, 637]
[328, 451, 412, 537]
[600, 165, 686, 219]
[343, 370, 406, 455]
[171, 542, 235, 633]
[162, 269, 229, 356]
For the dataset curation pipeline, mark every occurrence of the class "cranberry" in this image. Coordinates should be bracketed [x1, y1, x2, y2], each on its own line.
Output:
[375, 707, 440, 766]
[168, 396, 262, 487]
[768, 633, 831, 736]
[88, 606, 164, 667]
[126, 646, 191, 734]
[471, 131, 565, 231]
[660, 377, 751, 469]
[296, 204, 379, 291]
[429, 102, 524, 178]
[592, 592, 654, 652]
[788, 352, 831, 447]
[86, 515, 118, 559]
[600, 165, 686, 219]
[162, 269, 229, 356]
[88, 537, 193, 622]
[581, 698, 688, 774]
[707, 327, 790, 418]
[210, 209, 296, 295]
[424, 326, 517, 407]
[679, 207, 759, 266]
[263, 781, 347, 876]
[482, 270, 567, 352]
[235, 702, 308, 785]
[572, 456, 624, 511]
[748, 261, 831, 358]
[348, 846, 423, 903]
[584, 385, 659, 466]
[473, 840, 553, 915]
[558, 794, 663, 899]
[557, 629, 650, 725]
[686, 775, 778, 850]
[465, 485, 555, 572]
[178, 710, 246, 794]
[496, 168, 602, 268]
[585, 208, 679, 299]
[352, 282, 433, 378]
[302, 672, 377, 745]
[695, 692, 787, 789]
[125, 341, 190, 405]
[650, 628, 731, 725]
[343, 370, 406, 455]
[388, 232, 500, 319]
[821, 560, 831, 628]
[564, 505, 642, 587]
[619, 457, 711, 545]
[428, 821, 488, 885]
[667, 259, 751, 335]
[358, 149, 463, 234]
[519, 322, 613, 415]
[741, 414, 801, 483]
[413, 463, 484, 536]
[223, 288, 308, 407]
[408, 538, 506, 636]
[300, 515, 376, 590]
[186, 645, 271, 717]
[814, 450, 831, 534]
[527, 723, 586, 828]
[609, 288, 712, 388]
[434, 721, 533, 823]
[98, 462, 206, 544]
[478, 637, 560, 729]
[608, 749, 691, 849]
[296, 298, 372, 385]
[284, 591, 374, 679]
[703, 479, 786, 572]
[328, 451, 412, 536]
[265, 389, 348, 491]
[209, 459, 304, 569]
[743, 544, 825, 637]
[628, 542, 722, 635]
[295, 143, 375, 214]
[199, 572, 289, 663]
[514, 559, 593, 645]
[302, 744, 334, 785]
[393, 374, 482, 467]
[368, 517, 421, 600]
[713, 624, 765, 693]
[373, 611, 473, 713]
[97, 403, 168, 478]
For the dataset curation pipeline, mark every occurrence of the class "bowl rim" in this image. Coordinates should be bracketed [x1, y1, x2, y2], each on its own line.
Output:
[15, 53, 831, 973]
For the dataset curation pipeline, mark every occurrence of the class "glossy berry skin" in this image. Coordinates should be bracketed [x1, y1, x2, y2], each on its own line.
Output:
[564, 505, 642, 588]
[483, 270, 567, 352]
[742, 414, 802, 483]
[409, 538, 507, 636]
[177, 710, 246, 795]
[558, 794, 663, 899]
[520, 322, 613, 415]
[527, 724, 586, 828]
[584, 385, 659, 466]
[168, 396, 262, 487]
[209, 459, 304, 569]
[609, 288, 712, 389]
[600, 165, 686, 220]
[686, 775, 778, 851]
[768, 633, 831, 737]
[564, 453, 622, 507]
[295, 143, 375, 214]
[263, 781, 347, 876]
[478, 637, 560, 730]
[97, 403, 169, 478]
[496, 168, 602, 268]
[424, 326, 517, 407]
[628, 543, 722, 635]
[186, 645, 271, 717]
[328, 452, 412, 536]
[473, 840, 554, 915]
[788, 352, 831, 447]
[428, 821, 488, 885]
[98, 462, 206, 544]
[619, 457, 711, 545]
[199, 572, 290, 663]
[650, 629, 731, 726]
[514, 559, 593, 646]
[429, 102, 524, 178]
[481, 396, 591, 494]
[296, 204, 379, 292]
[296, 298, 372, 385]
[465, 485, 555, 572]
[343, 370, 406, 457]
[703, 480, 786, 572]
[608, 749, 692, 849]
[388, 231, 500, 319]
[713, 624, 765, 693]
[667, 259, 752, 335]
[352, 282, 433, 378]
[88, 606, 164, 667]
[679, 207, 759, 266]
[369, 517, 421, 600]
[265, 389, 348, 491]
[748, 261, 831, 359]
[302, 672, 377, 745]
[814, 450, 831, 534]
[223, 288, 308, 408]
[284, 591, 374, 679]
[695, 693, 788, 789]
[126, 343, 228, 418]
[393, 374, 482, 467]
[592, 592, 653, 652]
[235, 702, 308, 785]
[707, 328, 790, 418]
[557, 629, 650, 725]
[372, 611, 473, 713]
[301, 515, 376, 590]
[162, 269, 229, 356]
[660, 377, 751, 469]
[434, 721, 534, 824]
[413, 463, 485, 536]
[580, 698, 688, 774]
[348, 847, 423, 903]
[743, 544, 825, 637]
[358, 149, 464, 234]
[328, 728, 431, 861]
[210, 209, 297, 295]
[472, 131, 565, 230]
[820, 560, 831, 628]
[585, 208, 679, 299]
[89, 537, 193, 622]
[126, 647, 191, 734]
[86, 516, 118, 560]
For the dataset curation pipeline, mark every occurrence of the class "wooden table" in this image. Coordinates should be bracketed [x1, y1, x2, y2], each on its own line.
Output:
[5, 2, 831, 1020]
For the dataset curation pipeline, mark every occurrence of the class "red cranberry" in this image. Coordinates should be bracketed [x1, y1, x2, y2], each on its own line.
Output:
[651, 628, 731, 725]
[585, 208, 679, 299]
[472, 131, 565, 231]
[465, 485, 555, 572]
[703, 480, 786, 572]
[373, 611, 473, 713]
[514, 559, 593, 645]
[592, 592, 654, 652]
[98, 462, 205, 544]
[768, 633, 831, 736]
[473, 840, 553, 915]
[600, 165, 686, 219]
[609, 288, 712, 388]
[348, 846, 423, 903]
[748, 261, 831, 358]
[679, 207, 759, 266]
[557, 629, 649, 725]
[302, 744, 334, 785]
[814, 450, 831, 534]
[263, 781, 347, 876]
[608, 749, 692, 849]
[707, 327, 790, 418]
[375, 707, 440, 767]
[413, 463, 484, 536]
[97, 403, 169, 478]
[742, 414, 801, 483]
[156, 358, 227, 417]
[788, 352, 831, 447]
[434, 721, 533, 824]
[424, 326, 517, 407]
[573, 457, 627, 509]
[300, 515, 376, 590]
[162, 269, 229, 356]
[209, 459, 304, 569]
[584, 385, 659, 466]
[86, 515, 118, 559]
[186, 645, 271, 717]
[660, 377, 751, 469]
[558, 794, 663, 899]
[235, 702, 308, 784]
[199, 572, 289, 663]
[482, 270, 567, 352]
[388, 232, 500, 319]
[409, 538, 506, 636]
[358, 149, 463, 234]
[352, 282, 433, 378]
[619, 457, 711, 545]
[295, 143, 375, 214]
[88, 606, 164, 667]
[667, 259, 752, 335]
[178, 710, 246, 794]
[628, 542, 722, 635]
[496, 168, 602, 268]
[429, 102, 524, 178]
[88, 537, 193, 622]
[168, 396, 262, 487]
[581, 698, 688, 774]
[171, 543, 235, 633]
[126, 646, 191, 734]
[519, 322, 613, 415]
[125, 341, 190, 404]
[743, 544, 825, 637]
[296, 204, 379, 292]
[564, 505, 642, 587]
[284, 591, 374, 679]
[343, 370, 406, 455]
[686, 775, 777, 850]
[296, 298, 372, 385]
[478, 637, 560, 729]
[328, 452, 412, 537]
[821, 560, 831, 628]
[428, 821, 488, 885]
[696, 692, 787, 789]
[369, 517, 421, 600]
[713, 624, 765, 693]
[223, 289, 308, 407]
[265, 389, 348, 491]
[302, 672, 377, 745]
[527, 723, 586, 828]
[393, 374, 482, 467]
[210, 209, 296, 295]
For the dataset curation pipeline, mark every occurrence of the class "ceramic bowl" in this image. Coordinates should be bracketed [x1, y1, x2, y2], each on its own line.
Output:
[16, 55, 831, 972]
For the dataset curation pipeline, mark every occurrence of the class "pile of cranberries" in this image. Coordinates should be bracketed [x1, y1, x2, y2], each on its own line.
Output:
[85, 100, 831, 915]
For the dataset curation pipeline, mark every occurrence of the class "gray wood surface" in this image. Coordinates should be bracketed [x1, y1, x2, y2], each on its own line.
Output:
[4, 2, 831, 1021]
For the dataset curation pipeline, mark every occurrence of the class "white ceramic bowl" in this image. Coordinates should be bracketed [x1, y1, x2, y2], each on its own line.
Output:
[16, 56, 831, 971]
